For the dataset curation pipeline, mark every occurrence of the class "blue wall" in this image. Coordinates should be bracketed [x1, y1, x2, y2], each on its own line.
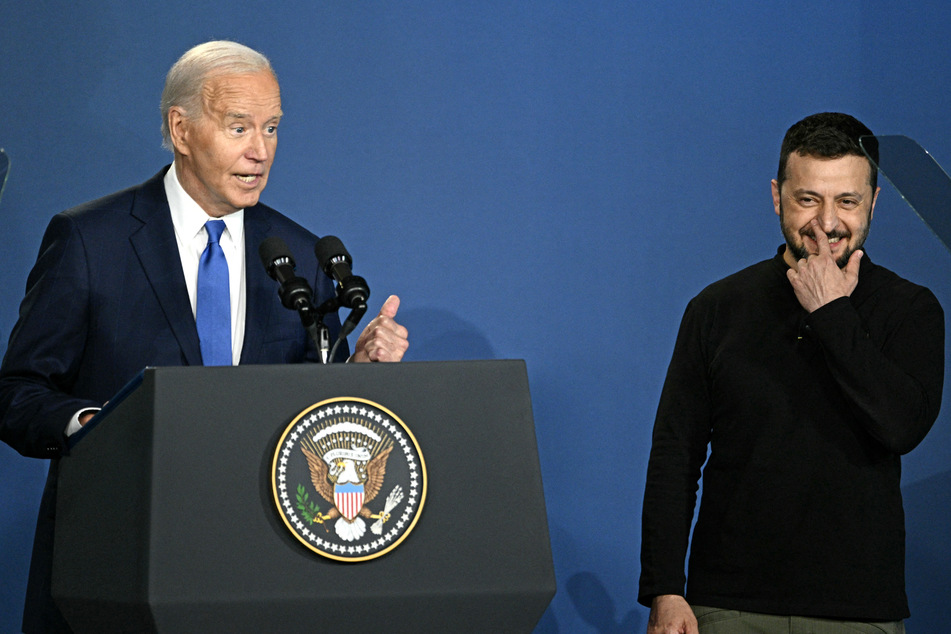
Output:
[2, 2, 950, 631]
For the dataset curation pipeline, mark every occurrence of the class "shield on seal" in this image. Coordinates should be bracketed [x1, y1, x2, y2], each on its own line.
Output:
[334, 482, 365, 521]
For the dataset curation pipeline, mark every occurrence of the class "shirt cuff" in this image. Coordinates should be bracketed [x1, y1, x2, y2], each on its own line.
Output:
[66, 408, 101, 437]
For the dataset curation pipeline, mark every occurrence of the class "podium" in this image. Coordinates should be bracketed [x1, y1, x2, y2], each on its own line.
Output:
[52, 361, 555, 632]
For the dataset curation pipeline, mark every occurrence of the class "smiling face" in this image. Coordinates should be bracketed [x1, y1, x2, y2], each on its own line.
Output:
[169, 70, 282, 217]
[772, 152, 879, 269]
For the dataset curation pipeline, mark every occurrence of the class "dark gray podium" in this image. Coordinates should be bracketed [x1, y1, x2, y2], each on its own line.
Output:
[52, 361, 555, 632]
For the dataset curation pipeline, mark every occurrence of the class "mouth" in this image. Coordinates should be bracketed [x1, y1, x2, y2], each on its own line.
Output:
[802, 232, 848, 247]
[235, 173, 263, 185]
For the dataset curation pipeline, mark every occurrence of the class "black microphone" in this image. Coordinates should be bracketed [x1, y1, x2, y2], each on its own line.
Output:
[259, 237, 316, 314]
[259, 237, 331, 362]
[314, 236, 370, 309]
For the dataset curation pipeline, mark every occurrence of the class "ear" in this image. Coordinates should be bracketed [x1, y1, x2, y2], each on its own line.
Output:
[869, 186, 880, 220]
[771, 179, 781, 217]
[167, 106, 191, 156]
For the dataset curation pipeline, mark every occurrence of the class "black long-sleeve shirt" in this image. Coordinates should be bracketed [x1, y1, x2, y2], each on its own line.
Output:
[639, 248, 944, 620]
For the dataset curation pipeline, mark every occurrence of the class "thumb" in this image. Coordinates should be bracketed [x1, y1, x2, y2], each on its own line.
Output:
[845, 249, 863, 278]
[378, 294, 400, 318]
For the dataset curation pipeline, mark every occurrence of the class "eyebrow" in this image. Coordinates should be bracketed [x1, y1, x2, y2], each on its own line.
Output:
[225, 112, 284, 121]
[791, 188, 865, 199]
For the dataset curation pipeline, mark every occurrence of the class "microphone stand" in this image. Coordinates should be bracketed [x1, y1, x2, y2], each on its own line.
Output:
[316, 296, 367, 364]
[308, 310, 331, 364]
[333, 302, 367, 362]
[279, 284, 330, 364]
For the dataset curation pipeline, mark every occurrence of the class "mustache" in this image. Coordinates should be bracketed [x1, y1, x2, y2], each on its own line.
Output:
[799, 229, 850, 241]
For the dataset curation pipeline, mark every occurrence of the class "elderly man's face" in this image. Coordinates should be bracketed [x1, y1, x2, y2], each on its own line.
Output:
[172, 70, 282, 217]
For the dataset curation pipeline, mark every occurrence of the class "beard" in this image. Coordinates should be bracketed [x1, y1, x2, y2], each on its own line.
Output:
[779, 201, 870, 268]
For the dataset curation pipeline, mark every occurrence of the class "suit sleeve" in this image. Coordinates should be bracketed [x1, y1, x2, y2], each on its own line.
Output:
[0, 214, 100, 458]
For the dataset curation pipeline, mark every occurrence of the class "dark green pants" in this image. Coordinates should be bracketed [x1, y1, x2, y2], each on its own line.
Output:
[692, 605, 905, 634]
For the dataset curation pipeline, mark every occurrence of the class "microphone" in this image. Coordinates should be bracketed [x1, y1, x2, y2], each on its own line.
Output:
[259, 237, 330, 362]
[314, 236, 369, 309]
[315, 236, 370, 358]
[259, 237, 316, 314]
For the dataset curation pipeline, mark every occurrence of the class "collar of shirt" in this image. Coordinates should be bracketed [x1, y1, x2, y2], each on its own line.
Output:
[165, 162, 245, 259]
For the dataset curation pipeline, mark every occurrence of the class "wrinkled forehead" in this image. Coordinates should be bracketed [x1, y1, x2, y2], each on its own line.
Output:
[200, 71, 282, 117]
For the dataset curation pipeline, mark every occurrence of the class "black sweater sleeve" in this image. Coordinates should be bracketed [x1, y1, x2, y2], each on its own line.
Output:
[638, 298, 712, 605]
[805, 286, 944, 455]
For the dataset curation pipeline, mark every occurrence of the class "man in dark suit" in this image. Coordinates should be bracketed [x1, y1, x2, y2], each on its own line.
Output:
[0, 40, 409, 633]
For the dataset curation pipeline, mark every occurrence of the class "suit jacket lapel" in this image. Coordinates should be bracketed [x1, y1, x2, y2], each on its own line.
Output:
[240, 206, 274, 364]
[128, 168, 203, 366]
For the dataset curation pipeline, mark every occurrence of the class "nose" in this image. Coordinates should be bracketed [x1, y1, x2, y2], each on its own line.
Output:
[245, 130, 269, 162]
[816, 199, 840, 234]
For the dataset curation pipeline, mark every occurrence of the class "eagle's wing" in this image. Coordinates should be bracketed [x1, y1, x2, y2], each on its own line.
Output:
[301, 446, 335, 502]
[362, 446, 393, 504]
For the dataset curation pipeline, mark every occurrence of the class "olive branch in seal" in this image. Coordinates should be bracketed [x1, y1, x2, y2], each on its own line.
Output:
[296, 484, 322, 524]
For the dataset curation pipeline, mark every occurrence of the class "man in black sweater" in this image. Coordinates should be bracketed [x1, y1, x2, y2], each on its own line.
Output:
[639, 113, 945, 634]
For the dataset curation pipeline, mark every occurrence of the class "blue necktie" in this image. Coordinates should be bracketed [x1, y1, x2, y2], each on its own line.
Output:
[196, 220, 232, 366]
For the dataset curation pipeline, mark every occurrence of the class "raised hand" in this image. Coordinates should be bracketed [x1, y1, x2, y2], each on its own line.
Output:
[787, 219, 862, 312]
[351, 295, 409, 362]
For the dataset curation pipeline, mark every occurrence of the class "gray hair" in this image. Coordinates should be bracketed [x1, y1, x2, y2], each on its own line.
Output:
[160, 40, 275, 151]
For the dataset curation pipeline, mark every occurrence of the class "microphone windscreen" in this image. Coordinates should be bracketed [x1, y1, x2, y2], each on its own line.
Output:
[314, 235, 351, 273]
[259, 236, 293, 271]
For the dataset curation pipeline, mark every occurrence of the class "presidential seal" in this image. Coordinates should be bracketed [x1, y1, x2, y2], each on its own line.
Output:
[271, 397, 426, 562]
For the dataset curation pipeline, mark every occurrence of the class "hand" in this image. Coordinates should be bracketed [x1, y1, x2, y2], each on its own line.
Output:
[78, 403, 105, 426]
[647, 595, 698, 634]
[787, 219, 862, 312]
[351, 295, 409, 363]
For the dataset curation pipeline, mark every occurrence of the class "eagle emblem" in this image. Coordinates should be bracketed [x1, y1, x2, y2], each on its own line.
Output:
[300, 430, 397, 541]
[271, 398, 426, 562]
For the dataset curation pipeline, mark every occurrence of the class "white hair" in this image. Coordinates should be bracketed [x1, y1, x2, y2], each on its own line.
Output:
[160, 40, 275, 150]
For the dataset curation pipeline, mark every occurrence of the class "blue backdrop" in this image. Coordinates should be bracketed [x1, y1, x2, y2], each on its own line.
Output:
[2, 2, 950, 631]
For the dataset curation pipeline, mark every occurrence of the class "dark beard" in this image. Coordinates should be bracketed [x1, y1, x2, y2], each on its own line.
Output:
[779, 201, 870, 268]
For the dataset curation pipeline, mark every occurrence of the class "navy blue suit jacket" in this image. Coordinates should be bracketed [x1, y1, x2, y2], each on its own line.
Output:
[0, 167, 345, 632]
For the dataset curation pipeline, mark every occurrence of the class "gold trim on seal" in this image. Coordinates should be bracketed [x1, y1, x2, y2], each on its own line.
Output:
[271, 396, 427, 562]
